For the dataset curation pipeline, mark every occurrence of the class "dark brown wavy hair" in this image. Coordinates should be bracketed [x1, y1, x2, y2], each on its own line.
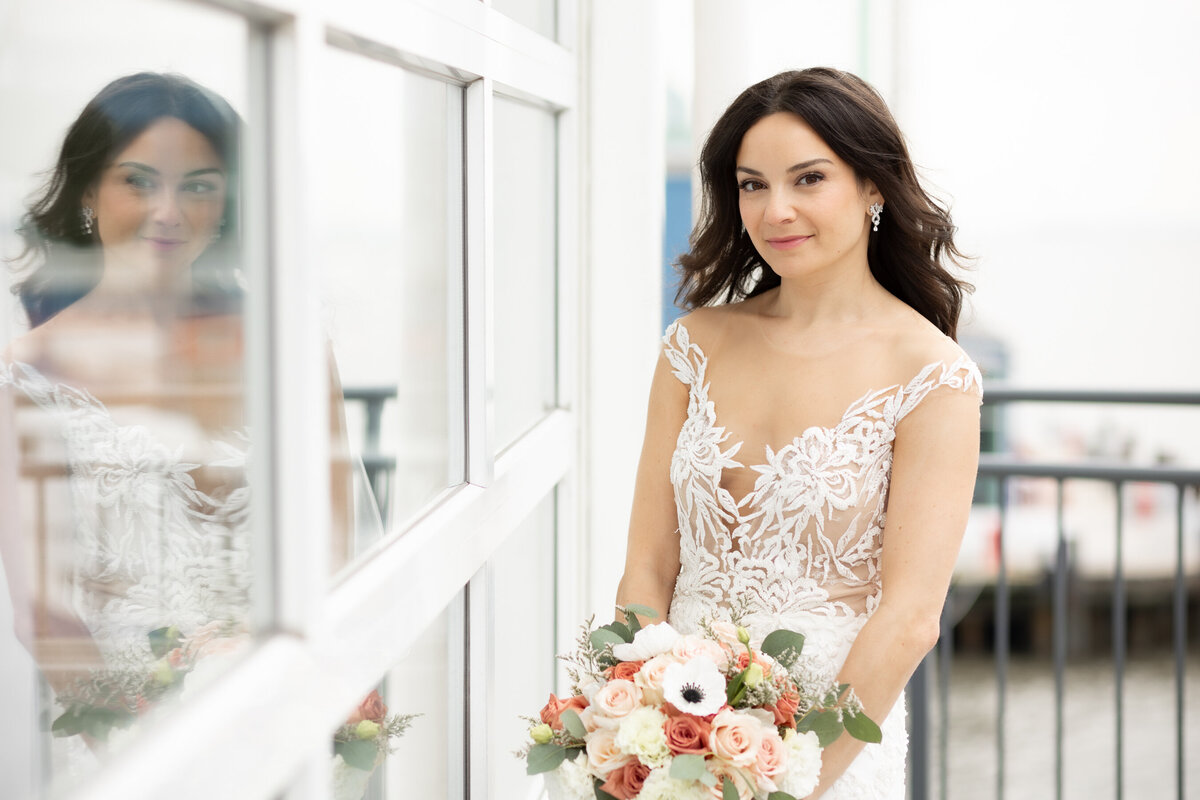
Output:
[10, 72, 241, 328]
[677, 68, 971, 339]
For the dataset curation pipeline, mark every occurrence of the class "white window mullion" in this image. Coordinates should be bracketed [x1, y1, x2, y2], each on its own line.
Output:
[465, 77, 494, 485]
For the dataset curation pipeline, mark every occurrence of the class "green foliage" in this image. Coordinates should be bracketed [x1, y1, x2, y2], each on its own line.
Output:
[725, 668, 748, 707]
[593, 780, 619, 800]
[760, 629, 805, 668]
[51, 704, 133, 741]
[797, 708, 843, 748]
[722, 777, 739, 800]
[561, 709, 587, 739]
[844, 708, 883, 743]
[768, 793, 799, 800]
[147, 626, 182, 659]
[670, 753, 717, 787]
[526, 742, 568, 775]
[334, 739, 378, 771]
[598, 621, 632, 643]
[589, 628, 626, 653]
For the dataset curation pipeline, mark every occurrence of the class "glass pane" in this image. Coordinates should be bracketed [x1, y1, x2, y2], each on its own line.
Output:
[492, 0, 558, 40]
[314, 47, 464, 564]
[488, 493, 556, 795]
[0, 1, 257, 794]
[331, 603, 457, 800]
[493, 97, 557, 450]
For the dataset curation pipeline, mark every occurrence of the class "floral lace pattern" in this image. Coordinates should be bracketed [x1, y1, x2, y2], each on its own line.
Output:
[1, 360, 251, 675]
[661, 320, 981, 799]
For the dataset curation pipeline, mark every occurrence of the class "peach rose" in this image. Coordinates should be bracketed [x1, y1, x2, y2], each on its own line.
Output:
[770, 688, 800, 728]
[735, 651, 773, 677]
[606, 660, 645, 681]
[591, 679, 642, 721]
[755, 727, 788, 782]
[706, 761, 753, 800]
[708, 708, 763, 767]
[599, 761, 651, 799]
[672, 634, 732, 669]
[347, 689, 388, 725]
[586, 728, 631, 775]
[664, 713, 713, 755]
[707, 621, 744, 648]
[540, 693, 589, 730]
[634, 653, 677, 706]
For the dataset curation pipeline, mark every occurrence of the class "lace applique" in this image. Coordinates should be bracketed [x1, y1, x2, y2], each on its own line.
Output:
[1, 361, 251, 674]
[662, 319, 982, 630]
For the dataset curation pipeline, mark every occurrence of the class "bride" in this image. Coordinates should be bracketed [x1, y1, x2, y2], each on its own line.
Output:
[0, 73, 352, 764]
[615, 68, 982, 799]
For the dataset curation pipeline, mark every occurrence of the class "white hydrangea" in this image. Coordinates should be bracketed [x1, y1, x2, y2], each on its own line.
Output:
[614, 706, 671, 767]
[777, 729, 822, 798]
[543, 756, 596, 800]
[637, 764, 712, 800]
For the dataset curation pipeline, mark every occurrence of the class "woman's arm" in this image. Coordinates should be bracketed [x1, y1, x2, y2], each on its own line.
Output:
[614, 349, 688, 626]
[809, 386, 980, 797]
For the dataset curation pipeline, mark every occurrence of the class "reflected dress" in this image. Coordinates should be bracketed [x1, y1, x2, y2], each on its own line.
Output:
[662, 321, 982, 799]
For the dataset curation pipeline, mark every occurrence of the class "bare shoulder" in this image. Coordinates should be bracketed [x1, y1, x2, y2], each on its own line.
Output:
[671, 297, 764, 354]
[880, 301, 973, 379]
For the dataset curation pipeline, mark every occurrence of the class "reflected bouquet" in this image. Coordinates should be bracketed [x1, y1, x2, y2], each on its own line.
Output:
[520, 606, 880, 800]
[331, 689, 419, 800]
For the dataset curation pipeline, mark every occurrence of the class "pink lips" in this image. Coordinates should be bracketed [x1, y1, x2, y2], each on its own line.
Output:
[147, 237, 185, 252]
[765, 235, 812, 251]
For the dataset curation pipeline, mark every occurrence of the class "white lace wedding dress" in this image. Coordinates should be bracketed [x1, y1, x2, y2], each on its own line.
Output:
[662, 321, 982, 799]
[0, 360, 252, 678]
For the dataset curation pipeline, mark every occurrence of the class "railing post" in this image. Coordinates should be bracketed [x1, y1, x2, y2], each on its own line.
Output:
[908, 656, 931, 800]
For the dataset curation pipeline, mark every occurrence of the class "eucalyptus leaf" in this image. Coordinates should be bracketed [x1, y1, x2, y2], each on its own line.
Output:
[147, 625, 181, 659]
[589, 628, 625, 653]
[722, 777, 739, 800]
[335, 739, 378, 771]
[797, 708, 843, 748]
[623, 608, 642, 634]
[565, 746, 582, 761]
[599, 620, 632, 643]
[844, 709, 883, 743]
[670, 753, 709, 781]
[726, 669, 747, 705]
[526, 743, 568, 775]
[761, 629, 806, 667]
[561, 709, 587, 739]
[50, 708, 84, 738]
[620, 603, 658, 619]
[768, 792, 799, 800]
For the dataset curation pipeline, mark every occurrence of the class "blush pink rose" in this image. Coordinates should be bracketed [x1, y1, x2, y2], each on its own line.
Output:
[672, 634, 732, 669]
[599, 761, 651, 799]
[591, 679, 642, 721]
[634, 654, 677, 706]
[540, 693, 589, 730]
[707, 621, 744, 648]
[755, 726, 788, 782]
[347, 689, 388, 725]
[769, 688, 800, 728]
[586, 728, 631, 775]
[706, 762, 753, 800]
[708, 708, 764, 767]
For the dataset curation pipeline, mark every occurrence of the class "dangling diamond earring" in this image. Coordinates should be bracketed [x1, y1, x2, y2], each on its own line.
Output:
[869, 202, 883, 232]
[81, 206, 95, 236]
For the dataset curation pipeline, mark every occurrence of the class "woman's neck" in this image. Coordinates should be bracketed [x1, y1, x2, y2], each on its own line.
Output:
[764, 259, 890, 330]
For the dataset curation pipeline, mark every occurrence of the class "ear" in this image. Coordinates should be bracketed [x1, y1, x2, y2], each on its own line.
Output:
[81, 186, 97, 208]
[861, 179, 883, 206]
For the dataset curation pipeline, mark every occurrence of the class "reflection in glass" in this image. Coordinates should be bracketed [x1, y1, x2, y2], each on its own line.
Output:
[493, 97, 558, 450]
[316, 47, 463, 552]
[488, 494, 556, 794]
[0, 66, 254, 790]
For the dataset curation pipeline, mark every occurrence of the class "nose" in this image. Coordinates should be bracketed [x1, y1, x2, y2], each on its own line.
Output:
[150, 188, 184, 228]
[764, 188, 796, 225]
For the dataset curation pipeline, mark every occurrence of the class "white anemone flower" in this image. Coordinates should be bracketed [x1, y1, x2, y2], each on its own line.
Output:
[661, 656, 726, 717]
[612, 621, 681, 661]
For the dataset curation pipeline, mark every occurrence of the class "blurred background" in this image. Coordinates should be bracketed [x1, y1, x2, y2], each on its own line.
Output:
[0, 1, 1196, 799]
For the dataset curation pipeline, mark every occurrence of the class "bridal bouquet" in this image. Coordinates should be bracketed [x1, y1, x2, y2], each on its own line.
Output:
[520, 606, 880, 800]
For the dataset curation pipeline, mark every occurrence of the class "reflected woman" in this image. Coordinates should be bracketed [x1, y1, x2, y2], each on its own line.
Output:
[0, 74, 348, 761]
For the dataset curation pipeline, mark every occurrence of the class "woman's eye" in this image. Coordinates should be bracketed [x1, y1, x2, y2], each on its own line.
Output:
[182, 180, 218, 195]
[738, 179, 764, 192]
[125, 174, 155, 190]
[796, 172, 823, 186]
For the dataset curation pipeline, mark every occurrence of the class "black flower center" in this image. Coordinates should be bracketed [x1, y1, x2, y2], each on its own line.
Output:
[681, 683, 704, 704]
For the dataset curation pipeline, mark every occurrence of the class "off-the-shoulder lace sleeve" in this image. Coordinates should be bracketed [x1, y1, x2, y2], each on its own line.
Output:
[893, 356, 984, 424]
[662, 320, 707, 389]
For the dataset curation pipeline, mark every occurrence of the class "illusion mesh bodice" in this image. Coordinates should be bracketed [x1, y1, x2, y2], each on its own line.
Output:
[663, 319, 982, 799]
[1, 360, 251, 675]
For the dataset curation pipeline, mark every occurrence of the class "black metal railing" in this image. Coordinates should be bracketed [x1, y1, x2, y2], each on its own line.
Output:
[908, 388, 1200, 800]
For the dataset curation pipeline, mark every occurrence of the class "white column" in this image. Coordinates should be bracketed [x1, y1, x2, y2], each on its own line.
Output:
[580, 0, 668, 620]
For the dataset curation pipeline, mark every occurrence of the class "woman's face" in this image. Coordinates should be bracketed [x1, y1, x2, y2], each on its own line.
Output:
[84, 116, 227, 277]
[735, 112, 880, 282]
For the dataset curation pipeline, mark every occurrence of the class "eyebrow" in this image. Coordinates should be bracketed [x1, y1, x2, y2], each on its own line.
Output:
[735, 158, 833, 176]
[117, 161, 225, 178]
